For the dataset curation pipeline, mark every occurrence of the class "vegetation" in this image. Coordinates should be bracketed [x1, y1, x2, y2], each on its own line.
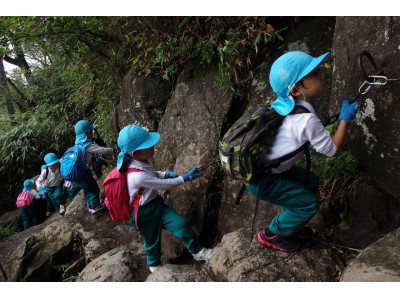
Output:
[0, 223, 17, 241]
[0, 16, 293, 213]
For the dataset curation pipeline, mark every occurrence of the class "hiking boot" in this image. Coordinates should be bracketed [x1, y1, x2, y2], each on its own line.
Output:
[59, 205, 65, 214]
[90, 203, 106, 214]
[149, 265, 161, 273]
[193, 247, 213, 261]
[257, 226, 300, 252]
[291, 227, 314, 240]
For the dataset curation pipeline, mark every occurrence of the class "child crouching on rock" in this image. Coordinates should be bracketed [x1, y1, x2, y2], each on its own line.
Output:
[116, 124, 213, 272]
[36, 153, 66, 215]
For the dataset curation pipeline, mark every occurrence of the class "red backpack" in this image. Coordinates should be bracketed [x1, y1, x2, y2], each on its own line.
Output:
[16, 191, 33, 208]
[103, 167, 144, 223]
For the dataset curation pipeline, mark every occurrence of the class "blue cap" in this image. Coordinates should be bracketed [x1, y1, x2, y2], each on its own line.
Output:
[116, 125, 160, 171]
[23, 179, 35, 191]
[44, 153, 60, 166]
[269, 51, 330, 116]
[75, 120, 97, 144]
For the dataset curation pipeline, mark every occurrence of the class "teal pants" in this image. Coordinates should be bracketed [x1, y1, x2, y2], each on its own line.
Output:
[130, 196, 203, 267]
[46, 185, 65, 213]
[64, 186, 81, 202]
[78, 169, 100, 209]
[246, 165, 319, 237]
[20, 205, 39, 230]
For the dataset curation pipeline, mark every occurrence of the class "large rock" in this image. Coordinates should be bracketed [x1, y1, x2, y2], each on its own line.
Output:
[341, 227, 400, 281]
[117, 71, 170, 131]
[334, 177, 400, 249]
[77, 243, 148, 282]
[153, 62, 233, 258]
[209, 228, 337, 281]
[146, 263, 214, 282]
[331, 17, 400, 201]
[8, 219, 85, 281]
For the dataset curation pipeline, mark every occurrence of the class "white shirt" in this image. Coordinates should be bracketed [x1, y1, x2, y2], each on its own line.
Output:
[85, 143, 114, 168]
[266, 100, 337, 174]
[30, 189, 40, 199]
[36, 167, 63, 188]
[126, 159, 184, 206]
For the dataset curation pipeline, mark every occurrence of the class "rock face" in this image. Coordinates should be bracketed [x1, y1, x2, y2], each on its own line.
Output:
[209, 228, 337, 282]
[77, 244, 148, 282]
[152, 62, 233, 257]
[7, 219, 85, 281]
[146, 264, 214, 282]
[331, 16, 400, 201]
[341, 227, 400, 281]
[117, 71, 170, 131]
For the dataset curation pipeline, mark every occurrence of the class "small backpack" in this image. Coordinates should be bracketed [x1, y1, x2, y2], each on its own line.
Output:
[103, 167, 144, 222]
[219, 104, 310, 185]
[16, 191, 33, 208]
[60, 141, 92, 181]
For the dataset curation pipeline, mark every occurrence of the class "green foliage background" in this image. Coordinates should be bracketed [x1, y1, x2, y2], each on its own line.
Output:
[1, 16, 354, 219]
[0, 16, 291, 213]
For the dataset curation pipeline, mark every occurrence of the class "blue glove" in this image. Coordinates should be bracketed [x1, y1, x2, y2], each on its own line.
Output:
[338, 99, 360, 124]
[39, 187, 47, 196]
[182, 168, 203, 182]
[165, 171, 179, 179]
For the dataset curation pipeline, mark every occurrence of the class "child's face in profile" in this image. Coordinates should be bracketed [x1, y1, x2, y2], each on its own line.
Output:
[293, 67, 326, 102]
[131, 147, 155, 162]
[49, 163, 60, 172]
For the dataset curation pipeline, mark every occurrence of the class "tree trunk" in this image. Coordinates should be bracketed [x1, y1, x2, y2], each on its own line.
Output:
[0, 56, 16, 120]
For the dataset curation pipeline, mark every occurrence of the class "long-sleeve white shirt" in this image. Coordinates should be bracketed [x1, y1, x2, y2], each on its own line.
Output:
[126, 159, 184, 206]
[30, 189, 40, 199]
[266, 100, 337, 174]
[36, 167, 63, 188]
[85, 143, 114, 168]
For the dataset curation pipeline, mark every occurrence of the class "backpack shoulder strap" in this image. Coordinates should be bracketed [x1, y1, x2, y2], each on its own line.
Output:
[125, 167, 144, 229]
[291, 105, 310, 114]
[80, 141, 93, 149]
[126, 167, 143, 174]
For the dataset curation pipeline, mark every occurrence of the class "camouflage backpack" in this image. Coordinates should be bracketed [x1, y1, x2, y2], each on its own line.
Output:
[219, 103, 310, 185]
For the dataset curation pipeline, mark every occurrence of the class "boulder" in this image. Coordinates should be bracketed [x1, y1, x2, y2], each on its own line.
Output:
[331, 16, 400, 201]
[117, 71, 170, 131]
[209, 228, 337, 282]
[153, 61, 233, 258]
[146, 263, 214, 282]
[8, 219, 85, 281]
[77, 243, 148, 282]
[341, 227, 400, 281]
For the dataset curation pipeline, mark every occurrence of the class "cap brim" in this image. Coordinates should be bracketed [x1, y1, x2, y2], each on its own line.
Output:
[135, 132, 161, 151]
[298, 52, 330, 81]
[46, 159, 60, 166]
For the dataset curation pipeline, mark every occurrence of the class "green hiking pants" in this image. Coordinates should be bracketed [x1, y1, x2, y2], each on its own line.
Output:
[246, 165, 319, 237]
[77, 169, 100, 209]
[64, 186, 81, 202]
[130, 195, 203, 267]
[45, 185, 65, 213]
[20, 205, 39, 230]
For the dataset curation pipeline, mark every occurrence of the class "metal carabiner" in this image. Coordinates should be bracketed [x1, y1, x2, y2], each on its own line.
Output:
[358, 51, 382, 82]
[367, 75, 388, 86]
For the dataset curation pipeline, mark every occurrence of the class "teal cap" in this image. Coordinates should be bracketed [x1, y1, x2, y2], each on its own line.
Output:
[116, 125, 160, 171]
[269, 51, 329, 116]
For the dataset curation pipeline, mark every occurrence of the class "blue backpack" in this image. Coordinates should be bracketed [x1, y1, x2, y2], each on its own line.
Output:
[60, 141, 92, 181]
